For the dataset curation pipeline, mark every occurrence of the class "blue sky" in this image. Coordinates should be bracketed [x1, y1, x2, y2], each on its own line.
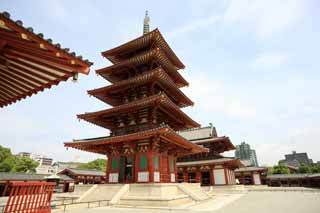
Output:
[0, 0, 319, 165]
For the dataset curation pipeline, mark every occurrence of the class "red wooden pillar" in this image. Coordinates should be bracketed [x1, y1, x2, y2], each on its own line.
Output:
[134, 154, 139, 183]
[251, 172, 255, 185]
[106, 157, 111, 183]
[2, 181, 9, 196]
[196, 170, 201, 183]
[210, 169, 214, 186]
[183, 171, 188, 182]
[241, 173, 245, 185]
[148, 152, 154, 183]
[224, 168, 229, 185]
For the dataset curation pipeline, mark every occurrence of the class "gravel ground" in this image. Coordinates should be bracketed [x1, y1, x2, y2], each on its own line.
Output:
[53, 191, 320, 213]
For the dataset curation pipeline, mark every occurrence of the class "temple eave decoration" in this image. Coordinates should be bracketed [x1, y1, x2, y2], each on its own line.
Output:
[0, 11, 93, 108]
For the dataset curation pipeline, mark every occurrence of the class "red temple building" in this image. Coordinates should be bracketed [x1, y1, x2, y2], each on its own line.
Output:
[65, 12, 206, 184]
[177, 126, 243, 186]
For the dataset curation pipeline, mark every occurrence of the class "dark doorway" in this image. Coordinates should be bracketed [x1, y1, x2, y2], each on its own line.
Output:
[201, 172, 210, 186]
[64, 183, 69, 192]
[119, 156, 134, 183]
[188, 172, 196, 183]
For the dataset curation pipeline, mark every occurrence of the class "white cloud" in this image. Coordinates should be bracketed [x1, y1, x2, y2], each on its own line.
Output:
[253, 52, 289, 68]
[183, 72, 257, 119]
[224, 100, 257, 118]
[224, 0, 306, 39]
[167, 15, 222, 38]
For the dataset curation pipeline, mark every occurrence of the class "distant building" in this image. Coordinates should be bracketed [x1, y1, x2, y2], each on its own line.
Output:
[16, 152, 31, 158]
[177, 126, 242, 186]
[53, 161, 83, 173]
[280, 151, 313, 167]
[58, 168, 106, 184]
[235, 142, 259, 167]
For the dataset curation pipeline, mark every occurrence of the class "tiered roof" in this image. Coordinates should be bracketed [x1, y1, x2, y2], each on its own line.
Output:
[97, 48, 188, 87]
[102, 29, 184, 69]
[65, 26, 204, 155]
[65, 125, 206, 155]
[77, 94, 199, 130]
[89, 68, 193, 107]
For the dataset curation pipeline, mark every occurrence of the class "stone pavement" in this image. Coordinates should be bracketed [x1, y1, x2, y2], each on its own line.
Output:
[53, 190, 320, 213]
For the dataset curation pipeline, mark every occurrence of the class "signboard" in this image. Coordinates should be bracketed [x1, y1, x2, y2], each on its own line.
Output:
[109, 173, 119, 183]
[154, 172, 160, 182]
[170, 173, 175, 182]
[138, 172, 149, 182]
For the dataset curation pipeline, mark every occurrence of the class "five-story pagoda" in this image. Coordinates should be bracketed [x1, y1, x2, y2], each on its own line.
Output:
[65, 12, 206, 184]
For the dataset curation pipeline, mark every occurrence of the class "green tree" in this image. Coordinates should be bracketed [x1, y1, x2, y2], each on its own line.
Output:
[0, 145, 40, 173]
[298, 163, 312, 174]
[271, 163, 290, 174]
[12, 157, 39, 173]
[0, 156, 16, 172]
[77, 159, 106, 171]
[311, 164, 320, 173]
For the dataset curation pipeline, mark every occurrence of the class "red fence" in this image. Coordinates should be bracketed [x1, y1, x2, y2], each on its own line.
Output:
[4, 181, 55, 213]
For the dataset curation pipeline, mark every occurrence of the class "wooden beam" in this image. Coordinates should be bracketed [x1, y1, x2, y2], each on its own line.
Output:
[0, 66, 41, 89]
[0, 84, 19, 102]
[8, 56, 69, 80]
[0, 21, 91, 69]
[0, 72, 34, 93]
[7, 61, 59, 84]
[4, 65, 50, 88]
[0, 81, 23, 98]
[6, 49, 89, 74]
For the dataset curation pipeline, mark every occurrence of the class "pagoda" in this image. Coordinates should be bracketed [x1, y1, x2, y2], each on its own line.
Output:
[65, 12, 206, 184]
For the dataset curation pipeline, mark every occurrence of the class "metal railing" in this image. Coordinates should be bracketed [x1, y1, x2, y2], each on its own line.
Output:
[51, 199, 110, 212]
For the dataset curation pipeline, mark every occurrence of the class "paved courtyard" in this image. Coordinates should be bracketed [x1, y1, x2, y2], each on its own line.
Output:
[54, 190, 320, 213]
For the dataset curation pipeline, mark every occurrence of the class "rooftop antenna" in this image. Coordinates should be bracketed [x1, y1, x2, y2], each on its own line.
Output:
[143, 10, 150, 35]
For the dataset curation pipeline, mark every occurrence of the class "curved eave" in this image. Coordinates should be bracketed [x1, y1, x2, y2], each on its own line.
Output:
[195, 136, 236, 151]
[88, 68, 194, 107]
[101, 28, 184, 69]
[77, 94, 200, 129]
[65, 126, 206, 155]
[97, 48, 188, 88]
[0, 12, 92, 108]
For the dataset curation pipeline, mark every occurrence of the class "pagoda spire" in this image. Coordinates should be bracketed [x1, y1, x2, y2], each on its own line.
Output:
[143, 10, 150, 35]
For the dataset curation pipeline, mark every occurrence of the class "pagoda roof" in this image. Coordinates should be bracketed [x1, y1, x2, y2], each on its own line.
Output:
[97, 48, 188, 87]
[177, 157, 242, 169]
[77, 94, 200, 130]
[0, 11, 92, 108]
[101, 28, 184, 69]
[192, 136, 235, 151]
[64, 126, 207, 155]
[88, 68, 193, 107]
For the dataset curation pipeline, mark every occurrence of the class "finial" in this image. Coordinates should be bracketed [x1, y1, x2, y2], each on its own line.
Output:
[143, 10, 150, 35]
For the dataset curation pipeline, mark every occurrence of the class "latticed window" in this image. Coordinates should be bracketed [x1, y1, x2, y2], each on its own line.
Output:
[111, 158, 119, 170]
[139, 155, 148, 169]
[154, 155, 159, 170]
[169, 158, 175, 172]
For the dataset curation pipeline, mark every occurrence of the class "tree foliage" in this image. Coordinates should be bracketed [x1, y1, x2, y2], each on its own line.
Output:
[0, 145, 39, 173]
[298, 163, 312, 174]
[77, 159, 106, 171]
[269, 163, 290, 174]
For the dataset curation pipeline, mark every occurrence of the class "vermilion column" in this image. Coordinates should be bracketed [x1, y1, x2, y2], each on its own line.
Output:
[134, 153, 139, 183]
[106, 157, 111, 183]
[210, 169, 214, 186]
[148, 152, 155, 183]
[196, 170, 201, 183]
[224, 168, 229, 185]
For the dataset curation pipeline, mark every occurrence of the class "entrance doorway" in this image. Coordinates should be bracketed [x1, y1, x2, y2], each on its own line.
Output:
[119, 156, 134, 183]
[188, 173, 196, 183]
[201, 172, 210, 186]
